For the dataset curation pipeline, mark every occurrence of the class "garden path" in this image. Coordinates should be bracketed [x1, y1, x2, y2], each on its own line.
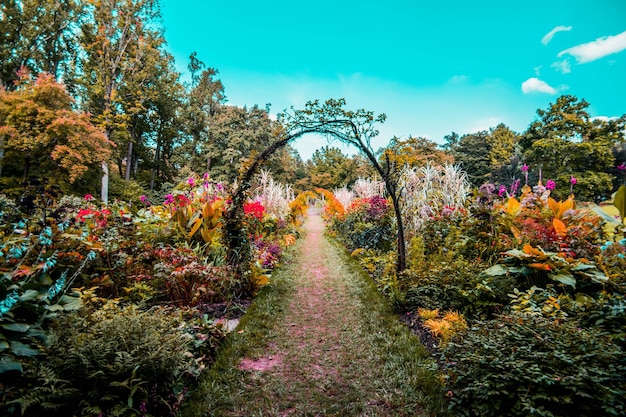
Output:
[194, 212, 436, 416]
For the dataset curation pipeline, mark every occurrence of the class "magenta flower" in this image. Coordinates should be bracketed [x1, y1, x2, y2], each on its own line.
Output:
[521, 164, 529, 184]
[545, 180, 556, 191]
[498, 184, 507, 197]
[618, 163, 626, 172]
[140, 195, 151, 205]
[164, 194, 175, 205]
[203, 172, 210, 180]
[569, 176, 577, 195]
[84, 194, 94, 201]
[187, 177, 196, 187]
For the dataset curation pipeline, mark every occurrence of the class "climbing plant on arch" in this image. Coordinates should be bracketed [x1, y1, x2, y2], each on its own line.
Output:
[223, 98, 409, 277]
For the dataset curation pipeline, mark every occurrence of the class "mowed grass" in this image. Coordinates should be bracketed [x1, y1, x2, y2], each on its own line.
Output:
[180, 217, 446, 417]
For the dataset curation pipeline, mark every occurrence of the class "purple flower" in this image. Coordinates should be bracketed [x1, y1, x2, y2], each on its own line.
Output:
[545, 180, 556, 191]
[498, 184, 507, 197]
[509, 179, 521, 197]
[203, 172, 210, 180]
[617, 163, 626, 172]
[164, 194, 175, 205]
[187, 177, 196, 187]
[570, 176, 577, 185]
[521, 164, 529, 172]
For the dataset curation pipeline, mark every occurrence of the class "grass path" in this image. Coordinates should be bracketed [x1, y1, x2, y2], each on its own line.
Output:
[181, 213, 444, 417]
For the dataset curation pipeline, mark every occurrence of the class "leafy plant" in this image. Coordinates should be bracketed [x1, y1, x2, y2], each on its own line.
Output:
[442, 315, 626, 417]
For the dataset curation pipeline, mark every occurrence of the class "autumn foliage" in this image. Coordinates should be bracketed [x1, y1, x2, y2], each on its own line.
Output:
[0, 71, 112, 183]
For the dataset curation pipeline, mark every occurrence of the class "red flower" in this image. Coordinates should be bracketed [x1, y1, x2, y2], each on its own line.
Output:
[244, 201, 265, 219]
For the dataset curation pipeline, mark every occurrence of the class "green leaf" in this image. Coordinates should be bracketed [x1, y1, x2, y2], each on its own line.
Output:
[0, 323, 30, 333]
[9, 340, 41, 357]
[571, 264, 595, 272]
[549, 273, 576, 288]
[0, 340, 9, 351]
[482, 265, 508, 276]
[613, 185, 626, 222]
[19, 289, 42, 302]
[59, 295, 82, 311]
[0, 354, 23, 374]
[503, 249, 526, 259]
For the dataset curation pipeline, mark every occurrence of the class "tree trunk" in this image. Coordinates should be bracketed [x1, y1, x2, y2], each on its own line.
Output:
[101, 161, 109, 204]
[388, 187, 407, 272]
[125, 141, 133, 180]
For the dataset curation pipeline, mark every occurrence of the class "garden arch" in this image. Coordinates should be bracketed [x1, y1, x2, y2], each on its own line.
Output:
[223, 98, 408, 276]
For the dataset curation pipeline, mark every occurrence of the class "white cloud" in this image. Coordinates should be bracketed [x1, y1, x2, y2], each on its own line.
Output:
[533, 65, 542, 76]
[521, 77, 557, 94]
[551, 59, 571, 74]
[542, 25, 573, 45]
[557, 30, 626, 63]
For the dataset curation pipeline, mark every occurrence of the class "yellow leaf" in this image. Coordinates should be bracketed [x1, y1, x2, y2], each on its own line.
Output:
[510, 226, 522, 242]
[255, 274, 269, 286]
[506, 197, 521, 216]
[284, 234, 296, 246]
[188, 218, 202, 238]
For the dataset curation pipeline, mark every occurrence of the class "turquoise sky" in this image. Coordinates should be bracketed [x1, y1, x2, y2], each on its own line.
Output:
[160, 0, 626, 160]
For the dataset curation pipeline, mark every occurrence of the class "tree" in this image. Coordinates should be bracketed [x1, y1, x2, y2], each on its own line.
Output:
[179, 55, 225, 173]
[0, 0, 85, 91]
[521, 95, 622, 200]
[444, 124, 520, 186]
[80, 0, 161, 203]
[382, 136, 454, 169]
[306, 146, 366, 190]
[0, 72, 112, 186]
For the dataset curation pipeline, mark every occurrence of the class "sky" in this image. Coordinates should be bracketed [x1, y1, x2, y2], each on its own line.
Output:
[159, 0, 626, 161]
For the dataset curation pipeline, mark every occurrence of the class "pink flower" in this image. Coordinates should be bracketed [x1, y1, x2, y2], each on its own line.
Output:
[545, 180, 556, 191]
[521, 164, 529, 172]
[187, 177, 196, 187]
[570, 176, 577, 185]
[498, 184, 507, 197]
[164, 194, 174, 205]
[617, 163, 626, 172]
[84, 194, 94, 201]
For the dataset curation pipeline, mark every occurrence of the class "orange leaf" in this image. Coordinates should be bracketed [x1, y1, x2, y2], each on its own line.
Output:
[553, 218, 567, 236]
[528, 263, 552, 271]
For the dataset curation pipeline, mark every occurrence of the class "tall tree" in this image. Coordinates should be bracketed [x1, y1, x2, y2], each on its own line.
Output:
[521, 95, 623, 200]
[0, 0, 85, 91]
[80, 0, 160, 203]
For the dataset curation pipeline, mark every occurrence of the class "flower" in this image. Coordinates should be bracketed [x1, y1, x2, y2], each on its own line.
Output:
[203, 172, 210, 180]
[521, 164, 529, 172]
[140, 195, 150, 205]
[498, 184, 507, 197]
[617, 163, 626, 172]
[84, 194, 94, 201]
[570, 176, 577, 185]
[545, 180, 556, 191]
[187, 177, 196, 187]
[164, 194, 175, 205]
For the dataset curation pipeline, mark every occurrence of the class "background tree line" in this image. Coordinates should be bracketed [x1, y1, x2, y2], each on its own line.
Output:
[1, 0, 624, 203]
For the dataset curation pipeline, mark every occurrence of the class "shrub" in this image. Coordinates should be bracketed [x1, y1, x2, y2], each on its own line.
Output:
[10, 305, 224, 417]
[442, 315, 626, 417]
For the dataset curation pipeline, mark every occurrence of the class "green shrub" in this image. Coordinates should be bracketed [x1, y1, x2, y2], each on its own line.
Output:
[441, 315, 626, 417]
[11, 305, 224, 417]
